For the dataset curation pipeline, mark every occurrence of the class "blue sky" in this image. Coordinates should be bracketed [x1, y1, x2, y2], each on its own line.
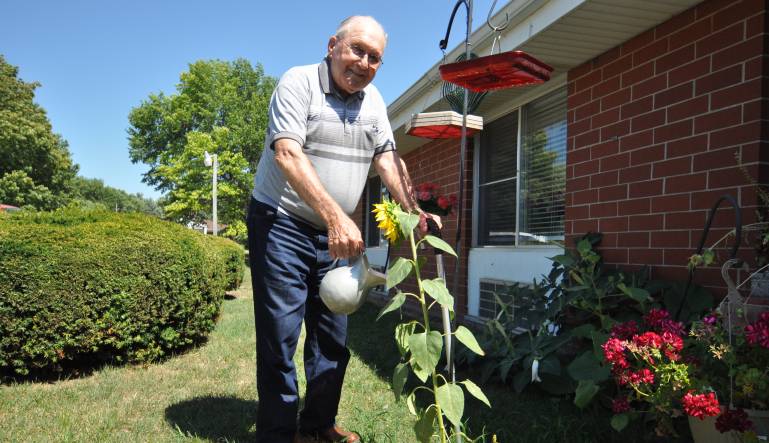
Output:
[1, 0, 496, 199]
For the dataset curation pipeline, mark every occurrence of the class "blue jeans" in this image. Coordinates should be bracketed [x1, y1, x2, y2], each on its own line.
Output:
[247, 199, 350, 443]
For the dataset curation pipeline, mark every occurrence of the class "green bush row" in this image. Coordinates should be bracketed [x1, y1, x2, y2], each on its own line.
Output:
[0, 208, 239, 376]
[204, 235, 245, 291]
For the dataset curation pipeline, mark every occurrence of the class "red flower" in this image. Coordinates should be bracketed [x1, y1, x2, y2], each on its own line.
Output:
[628, 368, 655, 386]
[418, 191, 432, 201]
[644, 308, 670, 329]
[682, 391, 721, 420]
[715, 408, 753, 433]
[610, 321, 638, 340]
[745, 312, 769, 349]
[633, 331, 663, 349]
[437, 195, 451, 209]
[612, 397, 631, 413]
[602, 338, 628, 368]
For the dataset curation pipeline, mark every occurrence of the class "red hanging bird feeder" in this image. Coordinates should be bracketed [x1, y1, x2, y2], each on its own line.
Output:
[439, 50, 553, 93]
[405, 111, 483, 139]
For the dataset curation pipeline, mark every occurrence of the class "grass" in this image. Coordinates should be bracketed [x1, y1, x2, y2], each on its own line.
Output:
[0, 267, 648, 442]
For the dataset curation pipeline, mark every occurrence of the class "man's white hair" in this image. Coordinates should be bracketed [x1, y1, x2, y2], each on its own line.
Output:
[335, 16, 388, 43]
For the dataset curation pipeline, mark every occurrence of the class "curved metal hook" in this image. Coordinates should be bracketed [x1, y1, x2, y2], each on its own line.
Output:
[487, 0, 510, 32]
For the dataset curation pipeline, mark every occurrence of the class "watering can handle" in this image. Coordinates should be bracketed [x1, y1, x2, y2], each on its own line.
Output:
[426, 218, 443, 256]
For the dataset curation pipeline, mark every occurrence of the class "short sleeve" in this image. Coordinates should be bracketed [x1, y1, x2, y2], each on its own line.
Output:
[266, 67, 310, 150]
[370, 87, 396, 156]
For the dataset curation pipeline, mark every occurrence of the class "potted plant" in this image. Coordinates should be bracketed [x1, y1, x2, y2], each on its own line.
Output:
[414, 182, 457, 217]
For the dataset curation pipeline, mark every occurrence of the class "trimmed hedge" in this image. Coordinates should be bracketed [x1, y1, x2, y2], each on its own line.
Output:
[0, 208, 231, 376]
[205, 235, 245, 291]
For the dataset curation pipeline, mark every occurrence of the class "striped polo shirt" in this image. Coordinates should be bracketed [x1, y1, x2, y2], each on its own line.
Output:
[251, 58, 395, 230]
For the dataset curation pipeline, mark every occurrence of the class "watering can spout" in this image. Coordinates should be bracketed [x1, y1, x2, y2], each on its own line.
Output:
[319, 254, 387, 315]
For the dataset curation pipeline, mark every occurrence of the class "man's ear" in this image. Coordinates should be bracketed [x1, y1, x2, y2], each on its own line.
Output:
[327, 36, 338, 56]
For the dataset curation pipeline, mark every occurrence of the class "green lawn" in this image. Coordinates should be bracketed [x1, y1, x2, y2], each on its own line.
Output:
[0, 268, 644, 442]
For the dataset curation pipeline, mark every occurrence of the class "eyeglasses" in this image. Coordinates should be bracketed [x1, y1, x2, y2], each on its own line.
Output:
[342, 41, 383, 66]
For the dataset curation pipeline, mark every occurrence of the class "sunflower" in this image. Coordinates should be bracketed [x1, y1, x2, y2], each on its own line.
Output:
[372, 196, 403, 244]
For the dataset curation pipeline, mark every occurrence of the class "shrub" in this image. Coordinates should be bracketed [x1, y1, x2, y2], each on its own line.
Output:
[204, 235, 245, 291]
[0, 208, 229, 376]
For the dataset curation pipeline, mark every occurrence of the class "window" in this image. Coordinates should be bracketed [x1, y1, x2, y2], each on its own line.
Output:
[476, 87, 566, 246]
[364, 176, 386, 247]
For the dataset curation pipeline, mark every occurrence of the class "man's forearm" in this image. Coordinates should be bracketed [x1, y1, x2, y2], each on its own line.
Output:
[374, 152, 421, 213]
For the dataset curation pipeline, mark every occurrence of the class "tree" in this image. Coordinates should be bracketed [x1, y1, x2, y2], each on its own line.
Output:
[69, 176, 162, 216]
[0, 169, 61, 210]
[128, 59, 276, 234]
[0, 55, 78, 202]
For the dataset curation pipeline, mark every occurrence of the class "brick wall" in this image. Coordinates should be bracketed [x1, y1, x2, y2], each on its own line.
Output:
[359, 137, 475, 316]
[566, 0, 768, 293]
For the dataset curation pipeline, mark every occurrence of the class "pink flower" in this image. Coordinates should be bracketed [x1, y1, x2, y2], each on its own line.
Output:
[418, 191, 431, 201]
[745, 312, 769, 349]
[682, 391, 721, 420]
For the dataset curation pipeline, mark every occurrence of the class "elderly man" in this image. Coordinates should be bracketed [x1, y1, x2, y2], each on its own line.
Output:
[247, 15, 437, 443]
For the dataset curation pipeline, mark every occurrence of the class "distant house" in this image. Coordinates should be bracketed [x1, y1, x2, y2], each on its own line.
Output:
[0, 204, 20, 213]
[352, 0, 768, 326]
[186, 219, 226, 235]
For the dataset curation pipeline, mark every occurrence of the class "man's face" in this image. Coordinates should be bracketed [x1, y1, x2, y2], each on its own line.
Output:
[327, 22, 385, 95]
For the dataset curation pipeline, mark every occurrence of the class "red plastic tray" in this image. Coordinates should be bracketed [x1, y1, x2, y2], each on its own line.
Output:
[406, 124, 480, 139]
[439, 50, 553, 93]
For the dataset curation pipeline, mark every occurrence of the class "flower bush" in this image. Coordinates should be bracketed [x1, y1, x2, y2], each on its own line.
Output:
[415, 183, 456, 216]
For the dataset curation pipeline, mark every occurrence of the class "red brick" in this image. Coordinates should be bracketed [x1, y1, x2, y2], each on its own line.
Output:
[590, 140, 619, 158]
[593, 46, 623, 69]
[654, 120, 693, 143]
[696, 22, 745, 58]
[664, 248, 697, 266]
[601, 152, 630, 172]
[668, 96, 709, 122]
[653, 157, 692, 178]
[746, 12, 765, 37]
[630, 248, 664, 265]
[655, 44, 695, 74]
[694, 106, 742, 134]
[629, 143, 664, 165]
[668, 134, 708, 158]
[695, 0, 736, 20]
[569, 146, 590, 163]
[600, 184, 628, 201]
[602, 121, 632, 142]
[575, 129, 601, 148]
[600, 216, 628, 232]
[652, 194, 691, 213]
[630, 179, 664, 198]
[619, 198, 651, 215]
[632, 74, 668, 100]
[565, 204, 590, 220]
[651, 230, 691, 248]
[629, 214, 664, 231]
[622, 62, 655, 88]
[695, 65, 743, 95]
[621, 96, 654, 120]
[569, 117, 592, 137]
[620, 164, 652, 183]
[656, 8, 697, 39]
[573, 188, 599, 205]
[568, 176, 591, 192]
[573, 219, 599, 234]
[669, 58, 711, 87]
[709, 166, 753, 188]
[691, 188, 740, 210]
[669, 17, 713, 50]
[695, 149, 740, 172]
[665, 211, 706, 229]
[665, 172, 708, 193]
[619, 129, 654, 153]
[711, 78, 762, 110]
[710, 121, 762, 148]
[592, 107, 620, 129]
[601, 88, 632, 111]
[655, 264, 690, 281]
[713, 0, 765, 29]
[602, 248, 629, 264]
[618, 232, 650, 248]
[743, 100, 762, 122]
[591, 170, 619, 187]
[631, 109, 667, 133]
[592, 76, 621, 100]
[576, 100, 601, 122]
[590, 201, 618, 218]
[621, 28, 656, 55]
[712, 36, 763, 71]
[602, 54, 634, 80]
[568, 89, 592, 108]
[654, 82, 694, 108]
[570, 62, 595, 82]
[634, 38, 670, 66]
[576, 69, 603, 93]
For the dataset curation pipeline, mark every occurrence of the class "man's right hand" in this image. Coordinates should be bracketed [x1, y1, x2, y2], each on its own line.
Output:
[327, 213, 365, 259]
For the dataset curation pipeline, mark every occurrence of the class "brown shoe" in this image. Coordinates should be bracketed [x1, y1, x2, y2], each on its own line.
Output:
[293, 432, 318, 443]
[315, 425, 360, 443]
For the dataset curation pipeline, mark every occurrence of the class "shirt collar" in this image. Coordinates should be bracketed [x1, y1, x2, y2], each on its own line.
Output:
[319, 57, 366, 100]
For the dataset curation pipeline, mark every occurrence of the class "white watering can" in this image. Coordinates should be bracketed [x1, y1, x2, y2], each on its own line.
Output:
[319, 254, 386, 315]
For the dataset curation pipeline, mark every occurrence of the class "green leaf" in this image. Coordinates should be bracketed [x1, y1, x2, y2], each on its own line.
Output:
[460, 379, 490, 407]
[377, 290, 406, 320]
[410, 360, 431, 383]
[422, 235, 457, 256]
[611, 413, 629, 432]
[567, 350, 611, 382]
[551, 254, 575, 267]
[454, 325, 484, 356]
[539, 354, 562, 376]
[397, 211, 420, 238]
[570, 324, 597, 338]
[395, 322, 417, 357]
[387, 257, 413, 288]
[406, 392, 417, 415]
[392, 362, 409, 399]
[422, 278, 454, 311]
[414, 406, 437, 443]
[618, 283, 651, 303]
[591, 331, 609, 361]
[574, 380, 599, 409]
[409, 331, 443, 373]
[577, 239, 592, 256]
[436, 382, 465, 427]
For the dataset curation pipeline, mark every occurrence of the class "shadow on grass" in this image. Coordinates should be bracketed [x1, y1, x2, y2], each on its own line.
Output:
[165, 395, 257, 442]
[346, 302, 403, 381]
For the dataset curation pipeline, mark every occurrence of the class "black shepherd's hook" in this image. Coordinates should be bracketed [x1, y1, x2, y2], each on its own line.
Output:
[675, 195, 742, 320]
[439, 0, 469, 51]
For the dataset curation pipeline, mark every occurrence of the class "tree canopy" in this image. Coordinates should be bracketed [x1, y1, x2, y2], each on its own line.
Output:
[69, 176, 162, 216]
[127, 59, 276, 236]
[0, 55, 78, 206]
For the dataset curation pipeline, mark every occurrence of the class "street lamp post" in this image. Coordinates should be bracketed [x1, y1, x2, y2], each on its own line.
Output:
[204, 151, 218, 236]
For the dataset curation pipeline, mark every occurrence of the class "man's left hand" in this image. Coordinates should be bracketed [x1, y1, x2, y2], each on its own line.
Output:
[418, 211, 442, 236]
